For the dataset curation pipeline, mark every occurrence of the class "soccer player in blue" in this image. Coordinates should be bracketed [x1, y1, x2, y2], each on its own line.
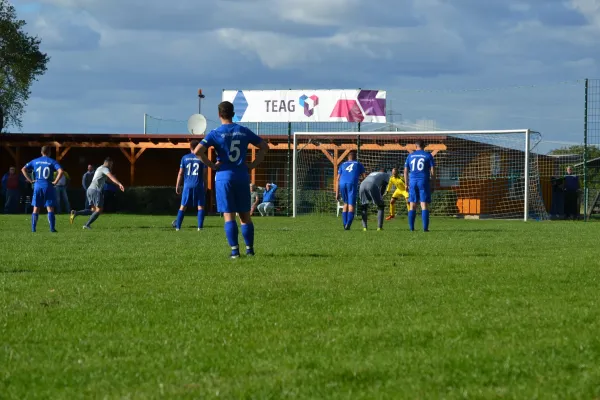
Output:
[336, 152, 365, 230]
[173, 140, 207, 231]
[20, 146, 64, 232]
[404, 139, 436, 232]
[194, 101, 269, 258]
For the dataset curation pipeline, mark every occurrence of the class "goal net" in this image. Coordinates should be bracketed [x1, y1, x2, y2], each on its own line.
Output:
[292, 130, 549, 221]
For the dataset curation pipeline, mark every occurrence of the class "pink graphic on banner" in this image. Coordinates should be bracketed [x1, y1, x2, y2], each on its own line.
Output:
[330, 100, 365, 122]
[357, 90, 386, 116]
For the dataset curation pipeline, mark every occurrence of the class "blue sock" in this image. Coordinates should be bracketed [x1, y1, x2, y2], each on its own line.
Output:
[422, 210, 430, 231]
[48, 212, 56, 231]
[197, 209, 205, 229]
[347, 212, 355, 228]
[408, 210, 416, 231]
[176, 210, 185, 229]
[241, 223, 254, 248]
[342, 212, 348, 227]
[32, 213, 39, 232]
[224, 221, 239, 249]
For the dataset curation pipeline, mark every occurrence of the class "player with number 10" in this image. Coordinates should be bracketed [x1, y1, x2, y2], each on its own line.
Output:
[404, 139, 436, 232]
[194, 101, 269, 258]
[21, 146, 64, 232]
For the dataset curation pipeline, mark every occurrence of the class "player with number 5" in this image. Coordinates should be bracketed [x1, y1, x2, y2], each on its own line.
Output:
[404, 139, 436, 232]
[21, 146, 64, 232]
[194, 101, 269, 259]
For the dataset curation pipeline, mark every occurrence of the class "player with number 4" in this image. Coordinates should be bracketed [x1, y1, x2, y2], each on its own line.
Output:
[21, 146, 64, 232]
[404, 139, 435, 232]
[194, 101, 269, 259]
[336, 152, 365, 230]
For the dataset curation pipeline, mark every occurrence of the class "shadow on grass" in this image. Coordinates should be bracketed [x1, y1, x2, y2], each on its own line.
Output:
[0, 269, 33, 274]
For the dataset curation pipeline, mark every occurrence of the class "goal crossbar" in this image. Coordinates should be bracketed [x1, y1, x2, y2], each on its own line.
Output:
[292, 129, 536, 221]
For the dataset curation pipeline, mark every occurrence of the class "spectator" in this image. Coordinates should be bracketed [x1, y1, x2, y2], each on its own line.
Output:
[53, 169, 71, 214]
[82, 164, 94, 210]
[564, 166, 580, 220]
[257, 182, 278, 216]
[250, 183, 261, 216]
[2, 166, 23, 214]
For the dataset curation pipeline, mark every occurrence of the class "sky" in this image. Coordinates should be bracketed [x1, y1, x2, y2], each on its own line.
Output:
[8, 0, 600, 148]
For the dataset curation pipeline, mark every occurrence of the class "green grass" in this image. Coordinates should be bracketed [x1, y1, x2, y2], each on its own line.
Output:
[1, 214, 599, 399]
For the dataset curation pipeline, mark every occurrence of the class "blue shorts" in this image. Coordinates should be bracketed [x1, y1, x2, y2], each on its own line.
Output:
[215, 180, 251, 213]
[339, 183, 357, 205]
[408, 180, 431, 203]
[32, 186, 56, 208]
[181, 185, 205, 208]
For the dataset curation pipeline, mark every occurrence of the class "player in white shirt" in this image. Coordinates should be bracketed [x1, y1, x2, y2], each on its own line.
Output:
[70, 157, 124, 229]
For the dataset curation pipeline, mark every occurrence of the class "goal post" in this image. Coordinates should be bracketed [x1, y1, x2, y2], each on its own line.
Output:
[292, 129, 548, 221]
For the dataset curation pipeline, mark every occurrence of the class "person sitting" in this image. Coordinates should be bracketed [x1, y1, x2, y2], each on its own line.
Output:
[257, 182, 278, 216]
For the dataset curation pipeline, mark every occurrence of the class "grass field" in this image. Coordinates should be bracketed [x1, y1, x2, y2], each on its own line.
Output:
[1, 214, 599, 399]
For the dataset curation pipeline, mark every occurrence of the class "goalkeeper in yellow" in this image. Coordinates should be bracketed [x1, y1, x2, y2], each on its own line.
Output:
[385, 167, 409, 220]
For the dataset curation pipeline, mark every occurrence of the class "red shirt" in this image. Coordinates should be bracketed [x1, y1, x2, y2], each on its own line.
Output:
[6, 174, 19, 190]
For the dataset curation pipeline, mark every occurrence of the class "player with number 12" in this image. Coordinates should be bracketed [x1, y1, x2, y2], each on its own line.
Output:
[194, 101, 269, 258]
[404, 139, 436, 232]
[173, 140, 207, 231]
[21, 146, 64, 232]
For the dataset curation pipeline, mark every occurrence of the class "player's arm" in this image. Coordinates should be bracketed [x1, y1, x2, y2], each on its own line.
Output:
[21, 165, 34, 184]
[106, 172, 125, 192]
[175, 168, 184, 195]
[385, 179, 393, 195]
[52, 168, 64, 186]
[248, 140, 268, 170]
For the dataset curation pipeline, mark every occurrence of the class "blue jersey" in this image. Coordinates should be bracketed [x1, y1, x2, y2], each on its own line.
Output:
[338, 160, 365, 185]
[24, 156, 61, 188]
[262, 184, 278, 203]
[405, 150, 435, 182]
[201, 123, 263, 182]
[180, 153, 204, 188]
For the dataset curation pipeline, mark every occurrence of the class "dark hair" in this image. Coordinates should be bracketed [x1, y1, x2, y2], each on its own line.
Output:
[415, 139, 425, 149]
[218, 101, 235, 120]
[348, 151, 356, 160]
[41, 146, 50, 155]
[104, 157, 113, 164]
[190, 140, 199, 149]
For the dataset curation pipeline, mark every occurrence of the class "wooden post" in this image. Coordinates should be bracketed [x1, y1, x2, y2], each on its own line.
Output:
[251, 146, 256, 184]
[333, 148, 339, 192]
[56, 147, 71, 162]
[119, 147, 146, 185]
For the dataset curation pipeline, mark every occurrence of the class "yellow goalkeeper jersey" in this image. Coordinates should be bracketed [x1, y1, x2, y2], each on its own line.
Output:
[386, 175, 405, 193]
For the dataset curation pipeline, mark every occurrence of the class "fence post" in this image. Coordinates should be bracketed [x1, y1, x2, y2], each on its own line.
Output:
[584, 78, 589, 221]
[287, 122, 292, 217]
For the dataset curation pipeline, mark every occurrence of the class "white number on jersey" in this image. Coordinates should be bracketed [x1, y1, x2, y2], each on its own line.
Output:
[186, 162, 199, 176]
[229, 140, 241, 162]
[345, 163, 354, 172]
[35, 166, 50, 179]
[410, 158, 425, 171]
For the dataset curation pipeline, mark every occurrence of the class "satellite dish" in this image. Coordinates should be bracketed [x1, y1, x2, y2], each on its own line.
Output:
[187, 113, 207, 135]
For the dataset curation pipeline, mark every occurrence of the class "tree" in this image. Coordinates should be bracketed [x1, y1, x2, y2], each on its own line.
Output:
[0, 0, 49, 132]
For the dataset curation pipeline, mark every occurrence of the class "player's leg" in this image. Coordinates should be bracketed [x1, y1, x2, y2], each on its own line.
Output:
[374, 189, 385, 230]
[175, 187, 190, 230]
[216, 180, 242, 258]
[420, 181, 431, 232]
[340, 183, 349, 228]
[45, 187, 57, 232]
[197, 186, 206, 230]
[84, 191, 103, 228]
[234, 182, 255, 256]
[31, 188, 42, 232]
[387, 195, 397, 220]
[345, 185, 356, 229]
[71, 190, 93, 224]
[407, 182, 418, 231]
[361, 204, 368, 230]
[359, 186, 369, 230]
[62, 188, 70, 215]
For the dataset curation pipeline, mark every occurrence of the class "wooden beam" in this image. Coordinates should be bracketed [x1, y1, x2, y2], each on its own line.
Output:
[333, 148, 339, 193]
[119, 147, 133, 163]
[251, 147, 256, 184]
[56, 146, 71, 161]
[336, 149, 352, 164]
[133, 147, 146, 162]
[320, 149, 334, 164]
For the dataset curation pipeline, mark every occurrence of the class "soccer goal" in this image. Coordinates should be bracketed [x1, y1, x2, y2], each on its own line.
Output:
[292, 130, 549, 221]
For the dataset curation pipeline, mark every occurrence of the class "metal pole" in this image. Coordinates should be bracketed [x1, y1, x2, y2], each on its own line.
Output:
[356, 121, 361, 160]
[287, 122, 292, 217]
[583, 78, 589, 221]
[524, 129, 530, 222]
[292, 131, 297, 218]
[143, 113, 147, 135]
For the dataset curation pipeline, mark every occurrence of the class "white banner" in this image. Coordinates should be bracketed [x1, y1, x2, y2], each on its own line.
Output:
[221, 89, 386, 123]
